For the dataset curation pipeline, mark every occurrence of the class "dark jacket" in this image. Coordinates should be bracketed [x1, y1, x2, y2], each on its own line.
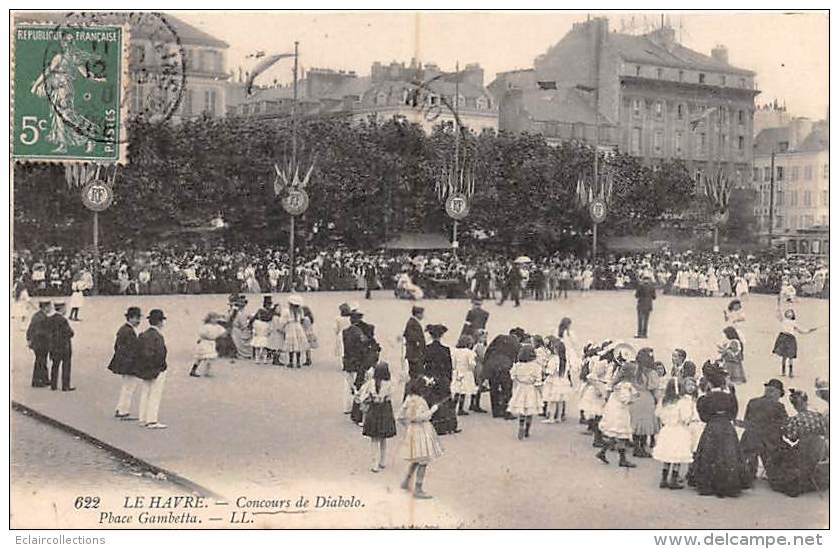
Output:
[403, 316, 426, 361]
[461, 307, 489, 338]
[26, 310, 50, 351]
[342, 324, 366, 373]
[740, 396, 788, 454]
[108, 323, 140, 376]
[425, 340, 453, 402]
[635, 281, 656, 311]
[483, 334, 520, 378]
[46, 314, 74, 356]
[136, 327, 167, 380]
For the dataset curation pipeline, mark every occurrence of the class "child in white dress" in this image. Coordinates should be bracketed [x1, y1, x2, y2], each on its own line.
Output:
[451, 334, 478, 416]
[398, 378, 444, 499]
[596, 363, 640, 468]
[190, 313, 228, 377]
[653, 378, 694, 489]
[250, 310, 272, 364]
[541, 337, 573, 423]
[508, 345, 544, 440]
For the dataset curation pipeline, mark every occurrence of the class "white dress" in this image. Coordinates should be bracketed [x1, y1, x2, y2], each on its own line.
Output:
[599, 381, 637, 440]
[652, 397, 695, 464]
[250, 319, 271, 348]
[507, 361, 543, 416]
[560, 329, 581, 381]
[194, 323, 227, 360]
[450, 348, 478, 395]
[541, 355, 572, 403]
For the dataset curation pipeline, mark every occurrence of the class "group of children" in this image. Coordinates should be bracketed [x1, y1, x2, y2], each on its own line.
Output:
[671, 266, 752, 297]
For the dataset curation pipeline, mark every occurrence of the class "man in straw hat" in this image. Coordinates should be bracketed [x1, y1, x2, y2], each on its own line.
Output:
[47, 302, 75, 391]
[26, 300, 53, 388]
[108, 306, 143, 419]
[136, 309, 169, 429]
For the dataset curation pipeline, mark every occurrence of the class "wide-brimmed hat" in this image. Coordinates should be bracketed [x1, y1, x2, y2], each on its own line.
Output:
[411, 305, 425, 315]
[425, 324, 448, 338]
[764, 378, 785, 397]
[125, 306, 142, 319]
[338, 302, 351, 316]
[471, 297, 483, 305]
[349, 301, 360, 312]
[147, 309, 167, 323]
[287, 294, 304, 307]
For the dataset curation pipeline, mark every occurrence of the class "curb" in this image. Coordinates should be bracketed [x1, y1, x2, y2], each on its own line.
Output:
[12, 400, 223, 500]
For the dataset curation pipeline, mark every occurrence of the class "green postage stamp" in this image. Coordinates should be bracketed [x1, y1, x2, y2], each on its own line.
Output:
[12, 23, 128, 163]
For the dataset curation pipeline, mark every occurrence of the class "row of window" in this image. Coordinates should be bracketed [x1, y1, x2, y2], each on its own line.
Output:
[131, 43, 224, 73]
[130, 85, 219, 117]
[630, 65, 750, 89]
[753, 164, 829, 182]
[757, 214, 827, 230]
[758, 189, 828, 207]
[629, 127, 746, 156]
[628, 99, 749, 126]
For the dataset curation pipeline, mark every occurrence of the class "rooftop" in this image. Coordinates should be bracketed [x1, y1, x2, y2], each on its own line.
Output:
[609, 31, 753, 76]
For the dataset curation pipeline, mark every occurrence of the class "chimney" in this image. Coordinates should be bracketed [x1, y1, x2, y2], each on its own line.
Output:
[650, 26, 676, 52]
[789, 117, 813, 151]
[711, 44, 729, 65]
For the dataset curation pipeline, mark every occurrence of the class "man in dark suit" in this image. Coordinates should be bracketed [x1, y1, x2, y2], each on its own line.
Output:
[136, 309, 168, 429]
[740, 379, 788, 483]
[344, 310, 373, 424]
[460, 298, 489, 340]
[27, 301, 53, 388]
[635, 274, 656, 338]
[484, 328, 523, 418]
[46, 302, 75, 391]
[403, 305, 426, 383]
[498, 262, 522, 307]
[364, 262, 378, 300]
[108, 306, 143, 419]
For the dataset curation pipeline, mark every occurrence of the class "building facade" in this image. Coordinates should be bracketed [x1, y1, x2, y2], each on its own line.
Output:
[752, 118, 829, 236]
[226, 60, 498, 133]
[490, 18, 760, 186]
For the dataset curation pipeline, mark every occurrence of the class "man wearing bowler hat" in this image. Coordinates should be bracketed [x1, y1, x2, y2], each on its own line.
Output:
[46, 302, 75, 391]
[26, 300, 53, 387]
[108, 306, 143, 419]
[740, 378, 788, 483]
[634, 274, 656, 339]
[137, 309, 169, 429]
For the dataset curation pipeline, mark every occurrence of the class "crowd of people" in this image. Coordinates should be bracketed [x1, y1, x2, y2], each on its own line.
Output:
[19, 252, 828, 503]
[12, 245, 829, 304]
[328, 292, 828, 499]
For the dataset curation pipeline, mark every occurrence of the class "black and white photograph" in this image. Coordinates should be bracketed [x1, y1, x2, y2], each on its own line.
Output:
[7, 5, 831, 537]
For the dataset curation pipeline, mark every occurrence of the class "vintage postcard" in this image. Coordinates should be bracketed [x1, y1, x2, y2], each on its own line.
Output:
[8, 7, 830, 536]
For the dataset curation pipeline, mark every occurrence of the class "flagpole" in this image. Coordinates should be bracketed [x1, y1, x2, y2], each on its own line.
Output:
[289, 40, 299, 292]
[453, 61, 460, 258]
[93, 211, 99, 296]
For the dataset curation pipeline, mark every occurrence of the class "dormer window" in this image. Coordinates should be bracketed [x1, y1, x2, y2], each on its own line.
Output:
[698, 73, 706, 84]
[476, 96, 488, 110]
[376, 92, 388, 105]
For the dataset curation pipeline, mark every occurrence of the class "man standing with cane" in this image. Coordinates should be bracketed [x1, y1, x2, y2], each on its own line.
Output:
[635, 274, 656, 339]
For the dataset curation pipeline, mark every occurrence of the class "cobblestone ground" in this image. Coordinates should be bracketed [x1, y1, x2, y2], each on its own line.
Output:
[11, 412, 192, 529]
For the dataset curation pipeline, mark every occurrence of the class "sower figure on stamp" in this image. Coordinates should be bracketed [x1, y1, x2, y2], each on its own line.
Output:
[136, 309, 169, 429]
[635, 274, 656, 339]
[46, 302, 75, 391]
[108, 306, 143, 419]
[27, 300, 53, 388]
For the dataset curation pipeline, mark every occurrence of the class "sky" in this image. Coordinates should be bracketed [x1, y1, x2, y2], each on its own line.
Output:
[177, 10, 829, 120]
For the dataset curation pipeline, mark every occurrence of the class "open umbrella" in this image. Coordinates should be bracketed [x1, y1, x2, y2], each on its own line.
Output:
[514, 256, 532, 264]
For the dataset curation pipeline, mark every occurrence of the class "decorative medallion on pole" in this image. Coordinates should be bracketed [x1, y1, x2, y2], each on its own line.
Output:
[66, 163, 117, 212]
[273, 157, 314, 216]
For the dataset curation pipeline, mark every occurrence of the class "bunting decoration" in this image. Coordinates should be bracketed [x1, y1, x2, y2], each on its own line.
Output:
[703, 169, 733, 222]
[64, 163, 119, 189]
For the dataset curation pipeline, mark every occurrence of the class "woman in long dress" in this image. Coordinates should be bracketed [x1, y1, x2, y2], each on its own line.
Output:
[230, 298, 253, 360]
[630, 348, 660, 458]
[767, 390, 829, 497]
[691, 363, 746, 497]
